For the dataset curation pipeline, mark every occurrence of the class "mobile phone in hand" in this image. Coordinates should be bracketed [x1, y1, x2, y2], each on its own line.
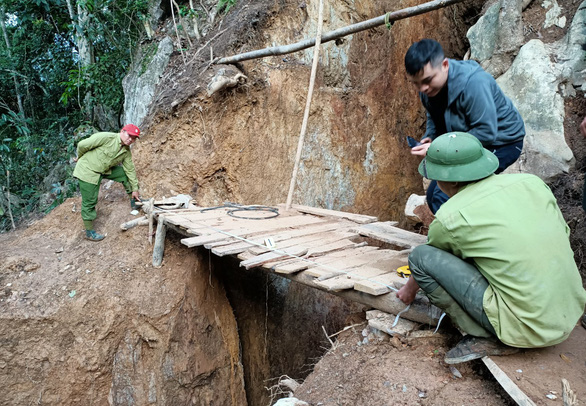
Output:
[406, 136, 421, 148]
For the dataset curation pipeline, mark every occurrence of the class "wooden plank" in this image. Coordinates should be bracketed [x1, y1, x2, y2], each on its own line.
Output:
[180, 215, 331, 249]
[173, 206, 298, 226]
[239, 246, 309, 270]
[260, 239, 362, 271]
[211, 221, 343, 256]
[354, 272, 408, 296]
[322, 251, 409, 294]
[312, 254, 407, 291]
[273, 246, 379, 274]
[278, 271, 442, 326]
[482, 357, 537, 406]
[305, 249, 403, 278]
[314, 266, 390, 291]
[168, 210, 302, 230]
[192, 214, 326, 241]
[248, 231, 358, 256]
[304, 238, 362, 257]
[287, 204, 379, 224]
[181, 231, 243, 247]
[302, 250, 395, 278]
[351, 221, 427, 249]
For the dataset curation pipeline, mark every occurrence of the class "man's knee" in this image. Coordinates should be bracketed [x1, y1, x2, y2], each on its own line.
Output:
[408, 245, 443, 292]
[409, 245, 439, 275]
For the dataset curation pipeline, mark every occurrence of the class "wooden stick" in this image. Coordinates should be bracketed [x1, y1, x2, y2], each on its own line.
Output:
[153, 216, 167, 268]
[215, 0, 465, 65]
[170, 0, 186, 64]
[172, 0, 193, 47]
[120, 216, 148, 231]
[148, 197, 155, 245]
[285, 0, 324, 211]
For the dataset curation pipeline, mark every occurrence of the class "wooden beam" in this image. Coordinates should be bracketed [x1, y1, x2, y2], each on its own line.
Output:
[152, 216, 167, 268]
[279, 272, 442, 326]
[215, 0, 466, 65]
[211, 221, 342, 256]
[351, 221, 427, 249]
[354, 272, 406, 296]
[247, 231, 357, 255]
[239, 246, 309, 270]
[287, 204, 378, 224]
[482, 357, 537, 406]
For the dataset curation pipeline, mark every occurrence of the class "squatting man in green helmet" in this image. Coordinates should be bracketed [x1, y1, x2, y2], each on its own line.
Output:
[396, 132, 586, 364]
[73, 124, 142, 241]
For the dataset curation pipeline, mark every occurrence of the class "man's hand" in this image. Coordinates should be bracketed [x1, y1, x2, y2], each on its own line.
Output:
[410, 137, 432, 157]
[131, 191, 140, 200]
[580, 117, 586, 137]
[396, 276, 421, 305]
[73, 157, 78, 163]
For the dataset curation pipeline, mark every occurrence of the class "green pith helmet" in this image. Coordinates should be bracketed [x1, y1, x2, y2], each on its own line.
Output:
[418, 132, 499, 181]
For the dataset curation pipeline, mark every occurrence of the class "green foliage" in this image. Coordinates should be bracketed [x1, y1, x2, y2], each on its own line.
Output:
[0, 0, 148, 232]
[179, 5, 198, 19]
[217, 0, 237, 14]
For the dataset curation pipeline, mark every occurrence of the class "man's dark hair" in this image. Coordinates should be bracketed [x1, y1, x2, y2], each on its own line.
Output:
[404, 39, 445, 76]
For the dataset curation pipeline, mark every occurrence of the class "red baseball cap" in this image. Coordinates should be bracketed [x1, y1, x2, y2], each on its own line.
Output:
[122, 124, 140, 137]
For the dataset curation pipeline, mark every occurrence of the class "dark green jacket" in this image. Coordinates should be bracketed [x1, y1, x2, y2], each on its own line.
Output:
[73, 132, 139, 191]
[421, 59, 525, 146]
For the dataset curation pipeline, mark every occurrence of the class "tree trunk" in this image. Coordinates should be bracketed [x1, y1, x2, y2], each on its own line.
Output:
[65, 0, 94, 121]
[0, 5, 25, 120]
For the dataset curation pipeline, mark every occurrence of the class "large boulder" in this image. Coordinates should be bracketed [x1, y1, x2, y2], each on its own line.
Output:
[468, 0, 586, 180]
[123, 36, 174, 127]
[497, 40, 573, 179]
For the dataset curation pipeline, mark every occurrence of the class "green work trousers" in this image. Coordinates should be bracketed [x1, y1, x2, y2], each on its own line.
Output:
[78, 166, 132, 230]
[408, 244, 497, 337]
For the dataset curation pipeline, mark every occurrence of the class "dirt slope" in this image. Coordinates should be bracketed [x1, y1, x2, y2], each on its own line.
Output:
[2, 0, 586, 404]
[0, 187, 246, 405]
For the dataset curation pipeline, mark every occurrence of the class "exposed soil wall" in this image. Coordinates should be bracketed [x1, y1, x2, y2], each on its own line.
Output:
[0, 194, 247, 406]
[211, 255, 365, 405]
[133, 0, 481, 221]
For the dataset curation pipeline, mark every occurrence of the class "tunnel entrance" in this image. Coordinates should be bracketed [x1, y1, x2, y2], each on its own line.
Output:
[209, 254, 365, 406]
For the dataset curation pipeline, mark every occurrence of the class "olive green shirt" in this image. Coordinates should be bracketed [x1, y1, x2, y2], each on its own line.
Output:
[73, 132, 139, 191]
[428, 174, 586, 348]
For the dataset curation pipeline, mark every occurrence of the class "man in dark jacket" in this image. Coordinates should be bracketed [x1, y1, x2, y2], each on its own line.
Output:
[405, 39, 525, 213]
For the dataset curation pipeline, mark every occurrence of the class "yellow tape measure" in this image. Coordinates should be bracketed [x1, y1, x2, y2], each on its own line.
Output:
[397, 265, 411, 278]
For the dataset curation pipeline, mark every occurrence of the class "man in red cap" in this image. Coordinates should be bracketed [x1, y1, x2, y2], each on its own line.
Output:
[73, 124, 142, 241]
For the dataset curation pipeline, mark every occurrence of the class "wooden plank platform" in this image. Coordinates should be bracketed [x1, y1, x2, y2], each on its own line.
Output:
[155, 203, 441, 326]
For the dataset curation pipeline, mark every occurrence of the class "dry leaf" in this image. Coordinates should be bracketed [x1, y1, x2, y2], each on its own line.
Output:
[560, 353, 571, 363]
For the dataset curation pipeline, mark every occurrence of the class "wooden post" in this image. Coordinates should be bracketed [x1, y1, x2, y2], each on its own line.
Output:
[285, 0, 324, 211]
[148, 197, 155, 245]
[153, 216, 167, 268]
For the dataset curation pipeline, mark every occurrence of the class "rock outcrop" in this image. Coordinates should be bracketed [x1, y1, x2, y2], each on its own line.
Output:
[468, 0, 586, 180]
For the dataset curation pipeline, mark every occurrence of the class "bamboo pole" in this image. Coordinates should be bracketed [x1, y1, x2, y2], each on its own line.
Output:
[285, 0, 324, 211]
[215, 0, 465, 65]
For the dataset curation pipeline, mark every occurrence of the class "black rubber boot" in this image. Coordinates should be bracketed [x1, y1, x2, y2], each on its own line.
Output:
[85, 229, 105, 241]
